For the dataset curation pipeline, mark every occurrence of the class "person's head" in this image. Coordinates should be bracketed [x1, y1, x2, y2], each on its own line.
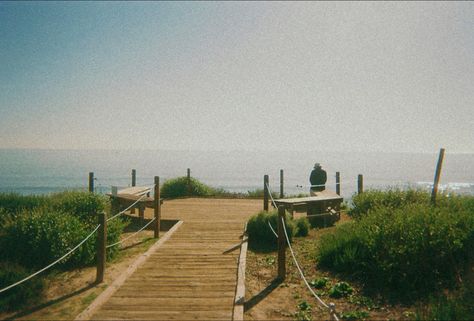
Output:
[314, 163, 321, 169]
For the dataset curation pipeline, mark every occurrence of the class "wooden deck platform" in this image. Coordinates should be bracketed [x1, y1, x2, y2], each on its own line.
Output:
[82, 198, 261, 321]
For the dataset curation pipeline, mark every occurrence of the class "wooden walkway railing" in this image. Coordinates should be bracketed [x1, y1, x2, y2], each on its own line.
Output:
[76, 198, 260, 321]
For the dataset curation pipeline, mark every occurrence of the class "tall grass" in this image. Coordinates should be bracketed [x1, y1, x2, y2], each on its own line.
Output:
[318, 191, 474, 300]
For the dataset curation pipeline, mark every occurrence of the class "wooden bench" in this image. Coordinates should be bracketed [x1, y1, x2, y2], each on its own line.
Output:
[273, 190, 343, 227]
[107, 186, 163, 222]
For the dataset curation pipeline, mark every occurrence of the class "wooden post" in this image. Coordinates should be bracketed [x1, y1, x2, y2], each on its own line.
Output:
[154, 176, 161, 238]
[357, 174, 363, 194]
[89, 172, 94, 193]
[263, 175, 269, 211]
[280, 169, 284, 199]
[96, 212, 107, 283]
[277, 205, 286, 280]
[336, 172, 340, 195]
[131, 169, 136, 214]
[431, 148, 445, 205]
[187, 168, 191, 196]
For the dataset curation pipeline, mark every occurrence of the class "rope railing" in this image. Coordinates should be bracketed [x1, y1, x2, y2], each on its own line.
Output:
[0, 224, 100, 294]
[268, 221, 278, 238]
[281, 216, 339, 321]
[106, 217, 156, 249]
[266, 182, 339, 320]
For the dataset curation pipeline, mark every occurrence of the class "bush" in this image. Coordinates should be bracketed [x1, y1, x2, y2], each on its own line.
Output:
[295, 217, 310, 237]
[318, 196, 474, 300]
[349, 188, 430, 219]
[0, 193, 50, 214]
[329, 281, 354, 298]
[161, 177, 215, 198]
[246, 210, 296, 251]
[416, 285, 474, 320]
[0, 208, 124, 269]
[0, 194, 50, 230]
[0, 262, 44, 312]
[51, 191, 108, 225]
[247, 189, 279, 199]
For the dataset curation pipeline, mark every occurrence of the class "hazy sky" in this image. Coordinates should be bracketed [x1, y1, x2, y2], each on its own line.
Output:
[1, 2, 473, 153]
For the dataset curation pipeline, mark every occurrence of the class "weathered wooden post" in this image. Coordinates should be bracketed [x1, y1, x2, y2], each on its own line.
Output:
[431, 148, 445, 205]
[280, 169, 284, 199]
[187, 168, 191, 196]
[131, 169, 136, 214]
[89, 172, 94, 193]
[357, 174, 363, 194]
[277, 205, 286, 280]
[154, 176, 161, 238]
[96, 212, 107, 283]
[263, 175, 269, 211]
[336, 172, 340, 195]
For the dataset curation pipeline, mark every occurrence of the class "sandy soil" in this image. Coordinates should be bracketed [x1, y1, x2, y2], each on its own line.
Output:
[244, 213, 418, 321]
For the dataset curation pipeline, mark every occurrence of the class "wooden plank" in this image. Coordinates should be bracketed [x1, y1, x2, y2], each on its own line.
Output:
[275, 190, 343, 204]
[75, 220, 183, 321]
[232, 233, 248, 321]
[118, 186, 151, 196]
[76, 198, 261, 321]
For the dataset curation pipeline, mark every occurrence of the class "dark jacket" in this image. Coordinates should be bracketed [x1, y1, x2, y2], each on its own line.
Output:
[310, 167, 327, 192]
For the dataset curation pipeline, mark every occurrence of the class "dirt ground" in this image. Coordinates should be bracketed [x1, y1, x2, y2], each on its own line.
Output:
[244, 213, 418, 321]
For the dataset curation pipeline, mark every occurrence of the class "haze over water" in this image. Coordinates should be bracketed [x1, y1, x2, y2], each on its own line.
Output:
[1, 149, 473, 199]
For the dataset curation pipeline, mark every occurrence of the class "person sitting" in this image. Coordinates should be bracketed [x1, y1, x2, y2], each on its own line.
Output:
[310, 163, 327, 195]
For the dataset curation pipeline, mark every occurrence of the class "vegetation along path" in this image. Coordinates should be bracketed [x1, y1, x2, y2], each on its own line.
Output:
[80, 198, 261, 320]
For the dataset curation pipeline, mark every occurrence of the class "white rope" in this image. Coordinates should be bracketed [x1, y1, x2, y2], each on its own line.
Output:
[0, 224, 100, 294]
[107, 189, 153, 222]
[265, 183, 278, 208]
[106, 217, 156, 249]
[267, 221, 278, 238]
[281, 217, 339, 321]
[265, 183, 280, 238]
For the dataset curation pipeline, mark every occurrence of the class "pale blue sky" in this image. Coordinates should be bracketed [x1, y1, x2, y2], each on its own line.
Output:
[1, 2, 473, 153]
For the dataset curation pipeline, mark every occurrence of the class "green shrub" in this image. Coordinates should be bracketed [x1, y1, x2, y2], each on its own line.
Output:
[0, 193, 50, 214]
[247, 188, 279, 199]
[247, 210, 296, 251]
[51, 191, 108, 225]
[340, 310, 370, 321]
[0, 193, 50, 230]
[0, 208, 124, 269]
[309, 277, 329, 289]
[349, 188, 430, 219]
[328, 281, 353, 298]
[161, 177, 215, 198]
[295, 217, 310, 237]
[318, 196, 474, 300]
[0, 262, 44, 312]
[416, 285, 474, 321]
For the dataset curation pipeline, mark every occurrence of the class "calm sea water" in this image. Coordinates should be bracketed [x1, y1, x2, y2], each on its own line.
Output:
[0, 149, 473, 199]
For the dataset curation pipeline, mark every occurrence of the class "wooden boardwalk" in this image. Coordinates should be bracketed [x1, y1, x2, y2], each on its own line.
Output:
[87, 198, 260, 320]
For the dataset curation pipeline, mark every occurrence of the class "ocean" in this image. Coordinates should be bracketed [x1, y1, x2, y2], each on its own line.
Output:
[1, 149, 473, 199]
